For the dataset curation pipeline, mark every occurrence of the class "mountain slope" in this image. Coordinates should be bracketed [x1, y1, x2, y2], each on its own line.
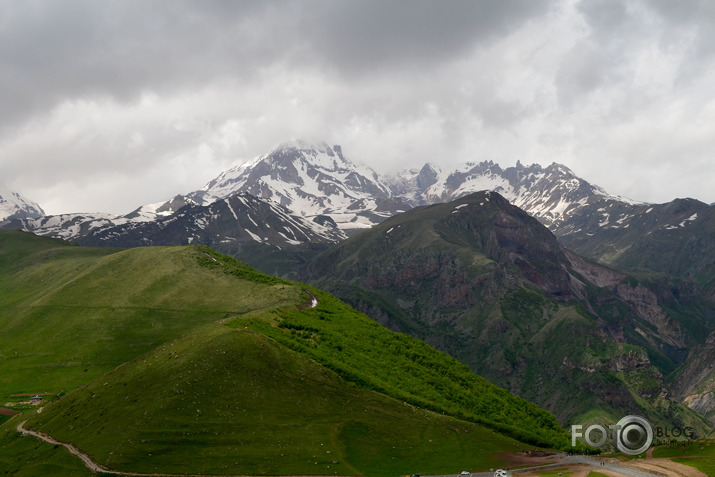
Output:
[8, 143, 711, 286]
[606, 200, 715, 288]
[2, 193, 344, 278]
[392, 160, 715, 295]
[0, 186, 45, 221]
[0, 231, 569, 475]
[303, 192, 713, 434]
[75, 192, 345, 276]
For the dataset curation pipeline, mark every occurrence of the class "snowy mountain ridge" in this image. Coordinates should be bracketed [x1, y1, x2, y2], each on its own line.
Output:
[75, 192, 345, 248]
[7, 140, 706, 257]
[387, 159, 645, 232]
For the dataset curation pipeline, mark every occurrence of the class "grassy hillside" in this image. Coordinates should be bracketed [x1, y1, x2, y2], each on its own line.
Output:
[0, 231, 569, 475]
[0, 230, 299, 396]
[21, 322, 532, 476]
[244, 289, 566, 447]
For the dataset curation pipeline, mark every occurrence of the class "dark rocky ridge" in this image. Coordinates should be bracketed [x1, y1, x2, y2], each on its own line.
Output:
[304, 191, 714, 433]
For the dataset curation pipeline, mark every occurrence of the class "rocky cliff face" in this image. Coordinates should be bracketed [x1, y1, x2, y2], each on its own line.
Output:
[304, 192, 713, 434]
[671, 331, 715, 424]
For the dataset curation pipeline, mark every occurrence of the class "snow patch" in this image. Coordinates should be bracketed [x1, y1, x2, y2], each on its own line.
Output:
[245, 229, 263, 243]
[224, 199, 240, 222]
[277, 231, 301, 245]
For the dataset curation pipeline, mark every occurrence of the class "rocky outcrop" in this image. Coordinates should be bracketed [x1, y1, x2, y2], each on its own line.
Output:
[671, 331, 715, 421]
[684, 392, 715, 418]
[614, 283, 688, 349]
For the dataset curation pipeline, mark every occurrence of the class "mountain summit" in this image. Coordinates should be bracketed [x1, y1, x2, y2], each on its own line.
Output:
[0, 186, 45, 221]
[186, 141, 407, 233]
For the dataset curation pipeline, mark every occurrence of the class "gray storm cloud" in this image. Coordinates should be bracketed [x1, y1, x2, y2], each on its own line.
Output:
[1, 0, 714, 214]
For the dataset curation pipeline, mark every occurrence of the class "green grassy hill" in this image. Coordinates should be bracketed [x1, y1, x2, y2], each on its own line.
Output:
[20, 323, 530, 475]
[0, 230, 299, 395]
[0, 231, 568, 475]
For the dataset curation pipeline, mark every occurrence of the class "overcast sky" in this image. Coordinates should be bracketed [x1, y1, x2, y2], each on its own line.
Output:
[2, 0, 715, 215]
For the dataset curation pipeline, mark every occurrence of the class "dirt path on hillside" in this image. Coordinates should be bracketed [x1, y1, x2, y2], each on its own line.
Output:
[17, 420, 240, 476]
[16, 420, 138, 475]
[15, 420, 347, 477]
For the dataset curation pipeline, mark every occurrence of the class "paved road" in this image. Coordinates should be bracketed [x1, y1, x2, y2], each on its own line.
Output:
[427, 454, 665, 477]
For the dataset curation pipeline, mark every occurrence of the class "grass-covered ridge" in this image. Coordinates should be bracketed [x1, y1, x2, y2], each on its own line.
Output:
[243, 289, 568, 448]
[1, 232, 569, 474]
[22, 323, 532, 476]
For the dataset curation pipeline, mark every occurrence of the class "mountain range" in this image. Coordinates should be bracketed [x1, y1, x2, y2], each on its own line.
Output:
[7, 141, 711, 258]
[2, 140, 714, 432]
[6, 140, 711, 260]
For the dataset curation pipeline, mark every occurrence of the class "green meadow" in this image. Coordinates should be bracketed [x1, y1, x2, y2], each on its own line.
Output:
[0, 231, 566, 475]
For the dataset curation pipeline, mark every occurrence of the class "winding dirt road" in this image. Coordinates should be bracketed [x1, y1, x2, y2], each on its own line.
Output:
[16, 420, 242, 477]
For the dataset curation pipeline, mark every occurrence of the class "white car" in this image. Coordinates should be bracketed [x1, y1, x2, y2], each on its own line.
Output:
[494, 470, 508, 477]
[460, 472, 470, 475]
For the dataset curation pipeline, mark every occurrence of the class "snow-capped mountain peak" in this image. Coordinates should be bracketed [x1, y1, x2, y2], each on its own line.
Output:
[189, 141, 398, 232]
[387, 159, 643, 230]
[0, 186, 45, 221]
